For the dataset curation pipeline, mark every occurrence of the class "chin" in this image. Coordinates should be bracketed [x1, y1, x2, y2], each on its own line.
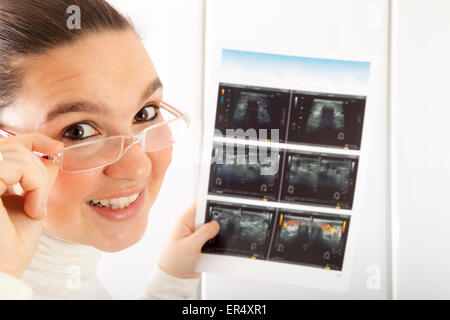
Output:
[94, 226, 148, 252]
[91, 212, 150, 253]
[98, 239, 141, 253]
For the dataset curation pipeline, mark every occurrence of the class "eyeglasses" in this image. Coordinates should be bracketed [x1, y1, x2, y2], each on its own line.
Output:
[0, 101, 190, 173]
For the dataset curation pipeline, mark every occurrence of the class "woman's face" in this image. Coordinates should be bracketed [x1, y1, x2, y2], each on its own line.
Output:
[2, 30, 172, 252]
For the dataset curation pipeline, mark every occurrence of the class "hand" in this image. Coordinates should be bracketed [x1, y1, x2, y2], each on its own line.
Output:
[157, 201, 220, 279]
[0, 133, 64, 278]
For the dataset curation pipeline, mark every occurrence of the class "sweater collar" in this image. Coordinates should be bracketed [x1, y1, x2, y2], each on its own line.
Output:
[20, 228, 111, 299]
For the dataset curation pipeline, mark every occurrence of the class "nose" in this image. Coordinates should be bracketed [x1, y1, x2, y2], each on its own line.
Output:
[103, 142, 151, 180]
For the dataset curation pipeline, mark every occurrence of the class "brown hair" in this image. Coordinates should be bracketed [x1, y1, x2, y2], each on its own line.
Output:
[0, 0, 135, 110]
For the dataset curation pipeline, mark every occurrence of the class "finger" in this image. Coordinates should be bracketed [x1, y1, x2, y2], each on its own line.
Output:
[187, 220, 220, 252]
[42, 161, 59, 188]
[0, 175, 8, 195]
[23, 189, 46, 220]
[1, 151, 46, 181]
[0, 132, 64, 155]
[0, 159, 42, 190]
[22, 162, 58, 220]
[171, 201, 197, 239]
[0, 145, 60, 215]
[0, 153, 41, 198]
[0, 160, 46, 219]
[3, 195, 44, 246]
[25, 160, 59, 219]
[40, 160, 60, 214]
[0, 197, 18, 247]
[1, 151, 59, 217]
[0, 179, 14, 230]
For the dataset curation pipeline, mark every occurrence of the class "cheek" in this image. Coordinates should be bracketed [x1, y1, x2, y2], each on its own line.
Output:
[145, 147, 172, 196]
[147, 146, 172, 176]
[48, 171, 100, 210]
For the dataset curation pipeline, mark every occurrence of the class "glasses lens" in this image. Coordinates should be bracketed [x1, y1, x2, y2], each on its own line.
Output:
[57, 102, 189, 172]
[143, 115, 189, 151]
[59, 136, 124, 172]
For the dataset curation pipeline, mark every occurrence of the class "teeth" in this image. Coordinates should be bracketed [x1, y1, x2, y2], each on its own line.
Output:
[129, 193, 138, 202]
[89, 192, 140, 209]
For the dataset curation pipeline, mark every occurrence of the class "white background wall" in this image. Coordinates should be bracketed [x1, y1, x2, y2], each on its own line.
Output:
[391, 0, 450, 299]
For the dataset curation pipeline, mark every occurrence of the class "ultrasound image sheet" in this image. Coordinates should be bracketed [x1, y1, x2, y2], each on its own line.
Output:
[195, 49, 371, 291]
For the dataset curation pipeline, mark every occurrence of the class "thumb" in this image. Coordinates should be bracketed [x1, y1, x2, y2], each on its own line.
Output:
[188, 220, 220, 251]
[43, 160, 60, 187]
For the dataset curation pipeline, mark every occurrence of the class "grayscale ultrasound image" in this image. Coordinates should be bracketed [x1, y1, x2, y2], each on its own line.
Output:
[202, 202, 275, 259]
[233, 92, 271, 128]
[281, 152, 358, 209]
[214, 84, 290, 141]
[215, 162, 275, 188]
[208, 144, 280, 201]
[305, 99, 345, 134]
[287, 92, 366, 149]
[287, 157, 351, 192]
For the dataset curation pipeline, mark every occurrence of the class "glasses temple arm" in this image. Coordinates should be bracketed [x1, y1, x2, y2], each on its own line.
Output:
[160, 101, 188, 118]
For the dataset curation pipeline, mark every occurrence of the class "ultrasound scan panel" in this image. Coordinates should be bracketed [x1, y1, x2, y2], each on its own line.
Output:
[287, 92, 366, 150]
[202, 201, 276, 259]
[208, 143, 281, 201]
[269, 210, 350, 270]
[214, 84, 291, 142]
[281, 152, 358, 209]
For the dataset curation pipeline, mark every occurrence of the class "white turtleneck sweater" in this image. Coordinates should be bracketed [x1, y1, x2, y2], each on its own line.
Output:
[0, 229, 200, 300]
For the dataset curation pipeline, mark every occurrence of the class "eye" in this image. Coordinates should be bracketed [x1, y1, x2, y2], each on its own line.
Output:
[63, 123, 98, 140]
[134, 104, 159, 123]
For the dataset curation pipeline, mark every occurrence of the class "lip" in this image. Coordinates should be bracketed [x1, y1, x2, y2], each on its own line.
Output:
[87, 186, 146, 201]
[86, 187, 146, 222]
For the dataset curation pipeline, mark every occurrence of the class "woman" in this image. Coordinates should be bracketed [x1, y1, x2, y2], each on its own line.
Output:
[0, 0, 220, 299]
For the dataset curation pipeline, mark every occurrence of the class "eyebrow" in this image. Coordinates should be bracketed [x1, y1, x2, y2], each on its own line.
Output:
[45, 77, 163, 122]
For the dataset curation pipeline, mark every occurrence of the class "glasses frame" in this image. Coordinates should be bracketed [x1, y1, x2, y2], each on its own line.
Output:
[0, 101, 190, 173]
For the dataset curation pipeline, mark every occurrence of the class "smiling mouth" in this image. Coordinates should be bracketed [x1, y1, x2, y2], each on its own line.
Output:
[87, 192, 140, 209]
